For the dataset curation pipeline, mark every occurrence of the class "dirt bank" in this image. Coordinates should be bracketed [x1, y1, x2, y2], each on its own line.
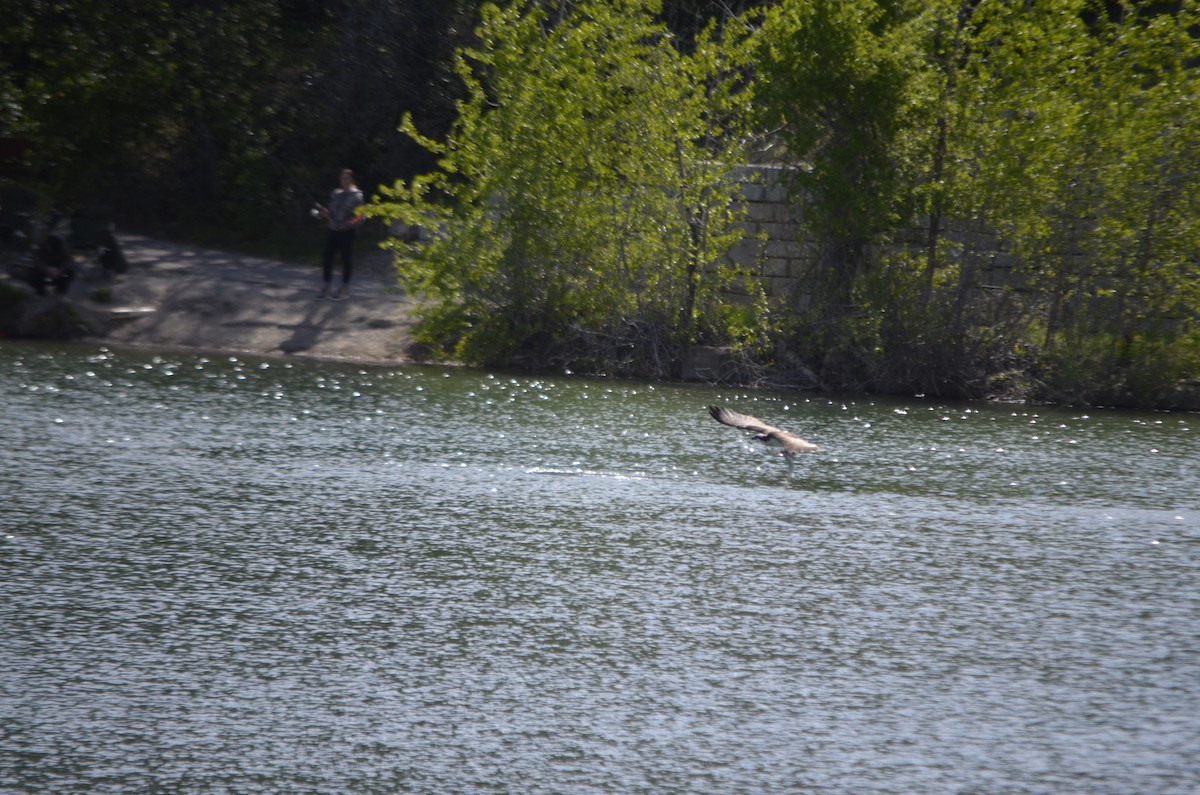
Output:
[12, 234, 419, 365]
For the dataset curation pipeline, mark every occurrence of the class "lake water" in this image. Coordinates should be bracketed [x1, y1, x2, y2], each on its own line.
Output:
[2, 341, 1197, 794]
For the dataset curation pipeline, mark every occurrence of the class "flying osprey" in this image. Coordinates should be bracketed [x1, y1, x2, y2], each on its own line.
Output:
[708, 405, 821, 477]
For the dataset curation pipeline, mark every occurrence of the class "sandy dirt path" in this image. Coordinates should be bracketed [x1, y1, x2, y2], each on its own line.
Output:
[78, 234, 418, 365]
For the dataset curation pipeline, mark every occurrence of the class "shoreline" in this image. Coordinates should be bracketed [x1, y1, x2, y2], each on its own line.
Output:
[4, 233, 420, 367]
[6, 234, 1200, 410]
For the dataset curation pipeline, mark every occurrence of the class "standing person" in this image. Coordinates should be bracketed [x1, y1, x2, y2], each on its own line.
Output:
[314, 168, 364, 300]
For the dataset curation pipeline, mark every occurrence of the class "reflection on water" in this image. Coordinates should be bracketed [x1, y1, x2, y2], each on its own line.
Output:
[2, 341, 1197, 794]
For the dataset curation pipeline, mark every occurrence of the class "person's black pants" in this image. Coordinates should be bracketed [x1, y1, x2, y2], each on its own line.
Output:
[322, 229, 355, 285]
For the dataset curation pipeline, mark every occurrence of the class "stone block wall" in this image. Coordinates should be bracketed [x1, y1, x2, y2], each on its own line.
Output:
[724, 164, 1023, 301]
[725, 165, 811, 301]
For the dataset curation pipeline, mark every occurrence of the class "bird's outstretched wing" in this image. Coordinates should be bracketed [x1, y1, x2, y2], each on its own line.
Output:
[708, 405, 779, 435]
[707, 405, 820, 454]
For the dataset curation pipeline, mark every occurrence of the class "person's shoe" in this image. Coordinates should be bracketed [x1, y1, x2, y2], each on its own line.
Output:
[317, 285, 331, 300]
[332, 286, 347, 301]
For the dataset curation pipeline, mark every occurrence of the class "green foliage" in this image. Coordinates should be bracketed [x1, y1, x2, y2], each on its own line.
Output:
[754, 0, 914, 293]
[1035, 328, 1200, 408]
[960, 0, 1200, 404]
[373, 0, 760, 375]
[1, 2, 281, 203]
[749, 0, 1200, 404]
[0, 0, 486, 238]
[4, 0, 1194, 404]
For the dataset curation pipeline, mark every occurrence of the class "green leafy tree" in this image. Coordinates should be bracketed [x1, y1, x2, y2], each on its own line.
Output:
[1076, 2, 1200, 403]
[748, 0, 1199, 402]
[373, 0, 760, 375]
[968, 0, 1200, 403]
[866, 0, 1062, 396]
[753, 0, 1007, 392]
[753, 0, 921, 287]
[1, 0, 286, 232]
[0, 0, 487, 239]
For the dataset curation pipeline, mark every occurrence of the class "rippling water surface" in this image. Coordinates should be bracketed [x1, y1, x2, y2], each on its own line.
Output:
[2, 341, 1197, 794]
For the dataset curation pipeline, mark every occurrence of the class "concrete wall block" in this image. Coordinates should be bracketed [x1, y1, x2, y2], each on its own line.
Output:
[744, 202, 802, 226]
[779, 259, 803, 279]
[761, 257, 793, 279]
[762, 184, 791, 204]
[717, 172, 1057, 300]
[738, 220, 763, 238]
[760, 221, 801, 242]
[764, 276, 802, 298]
[729, 238, 764, 262]
[743, 201, 777, 223]
[739, 184, 767, 202]
[765, 239, 806, 259]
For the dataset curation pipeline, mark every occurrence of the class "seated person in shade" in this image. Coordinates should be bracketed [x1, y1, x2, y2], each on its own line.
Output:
[67, 205, 128, 275]
[27, 233, 76, 296]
